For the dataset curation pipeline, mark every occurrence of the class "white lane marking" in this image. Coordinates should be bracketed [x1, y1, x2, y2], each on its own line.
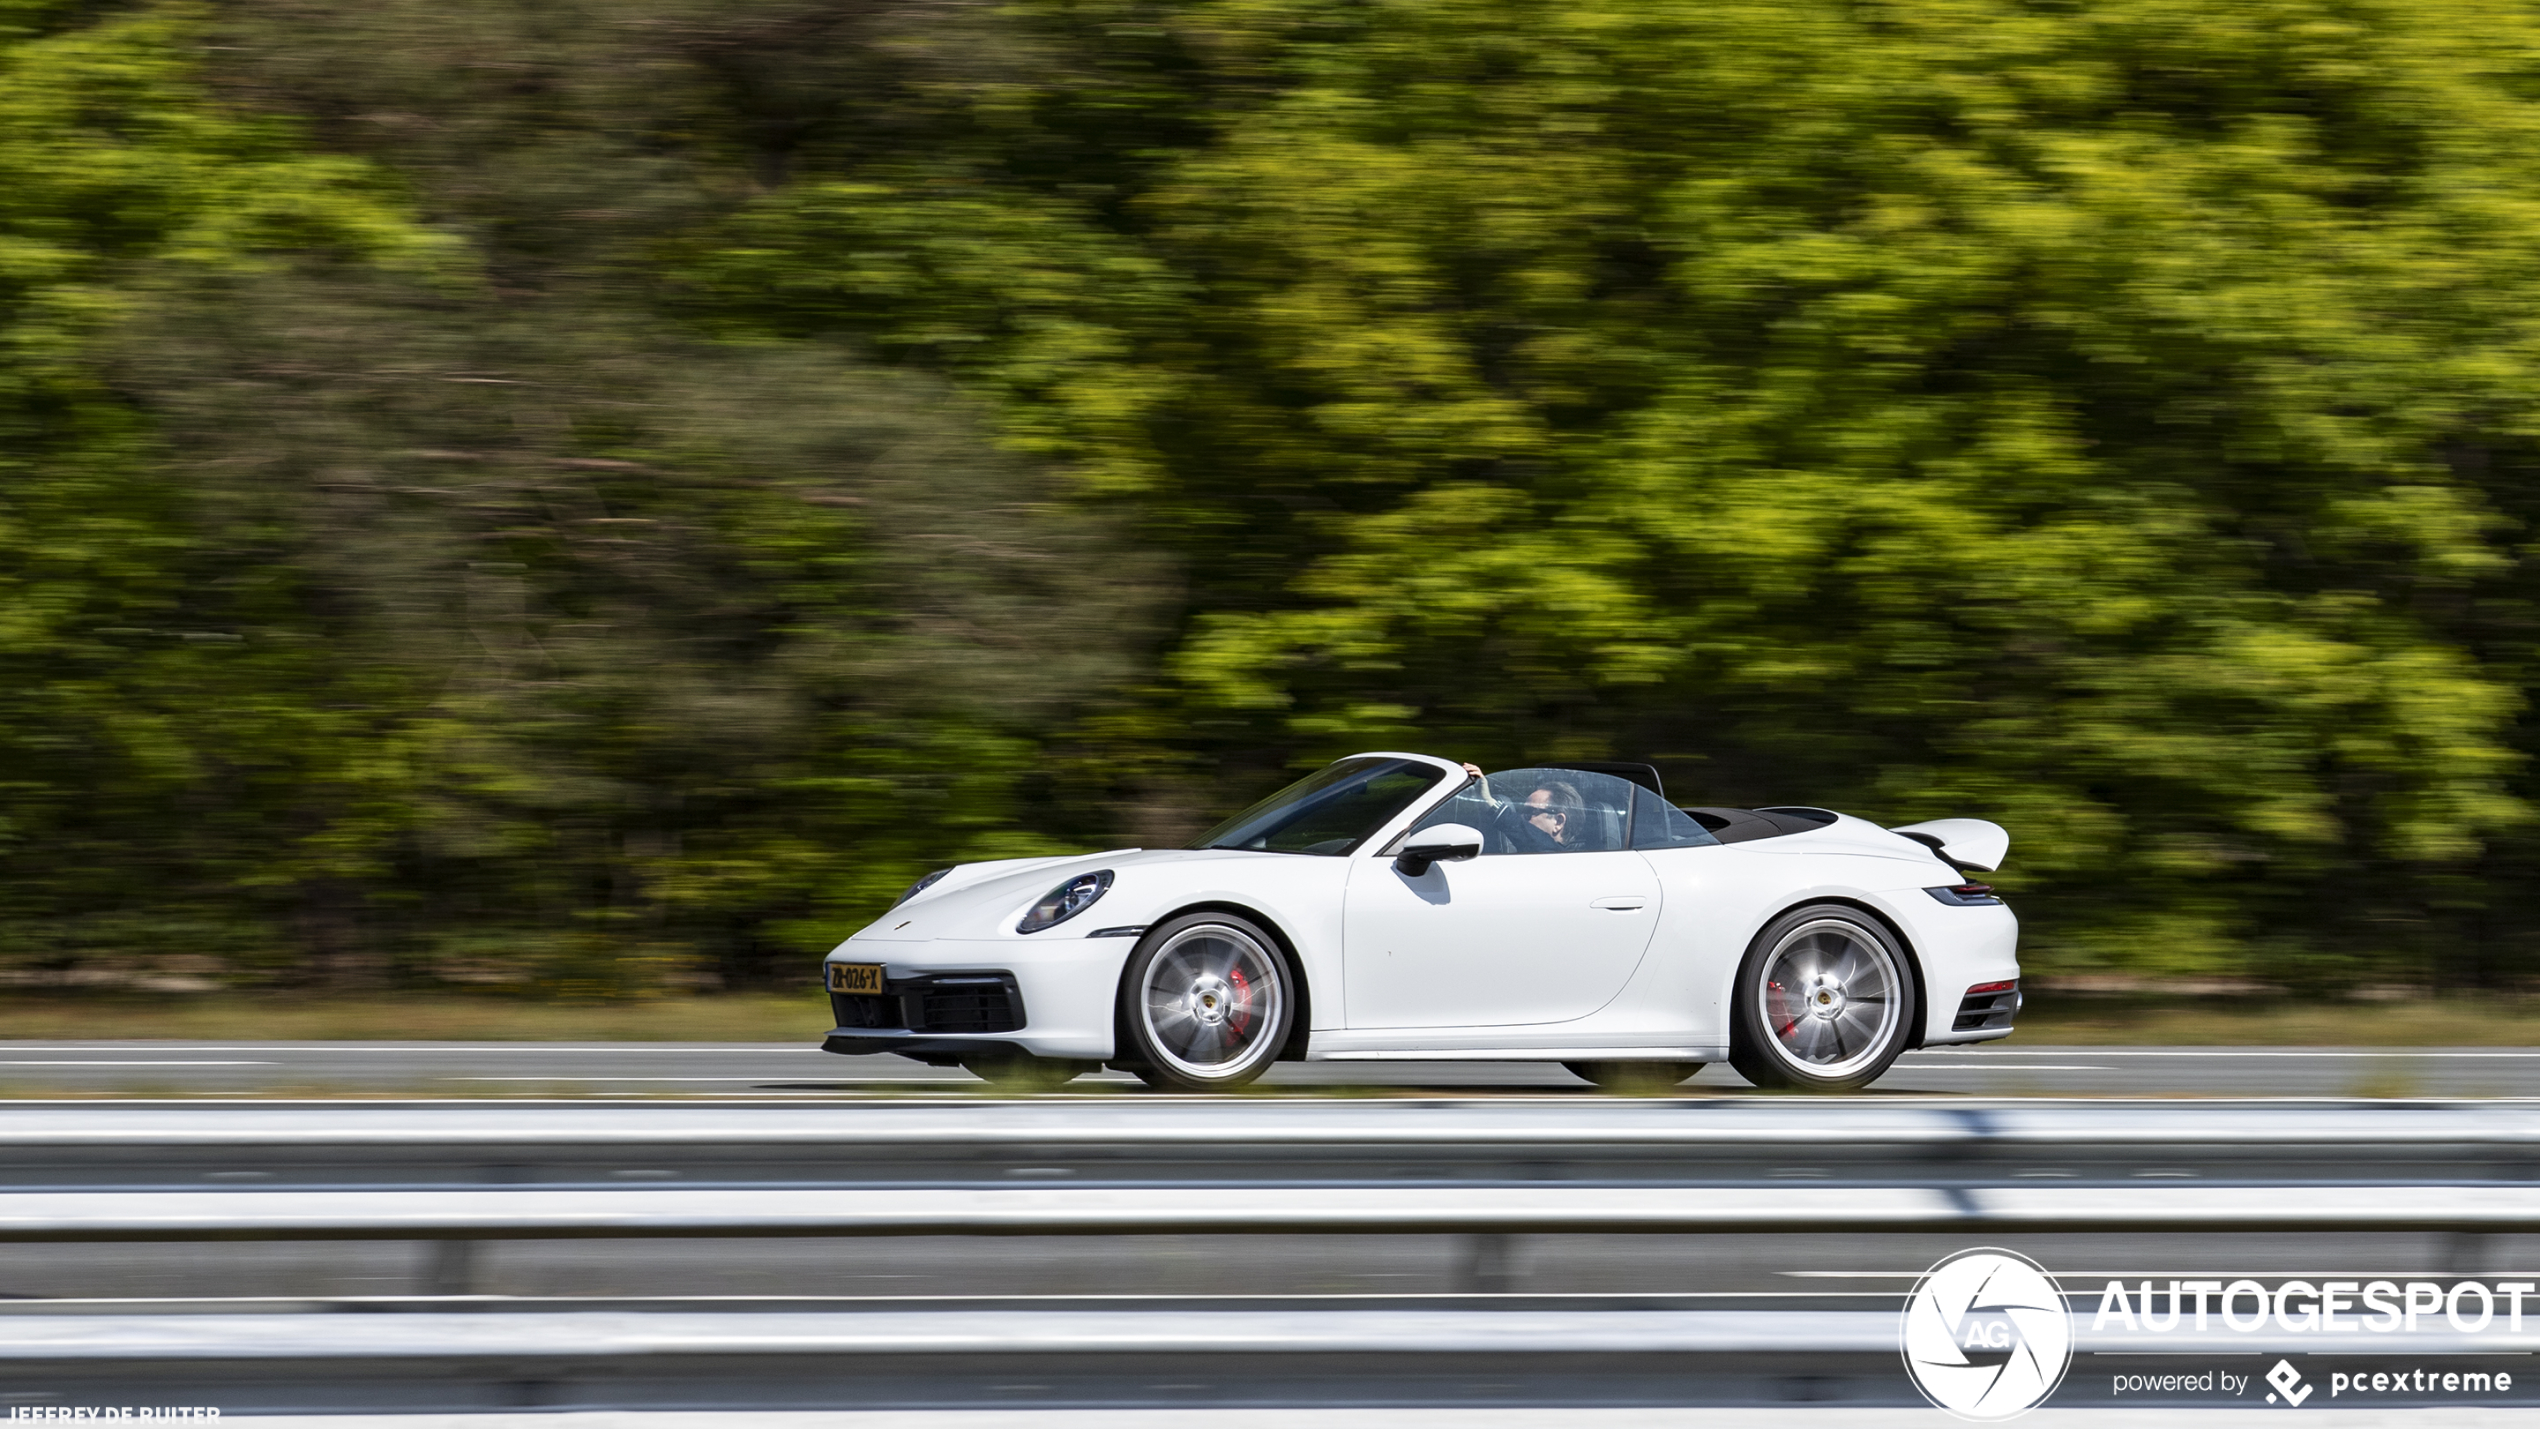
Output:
[0, 1060, 277, 1066]
[8, 1042, 2529, 1062]
[1897, 1054, 2110, 1060]
[1887, 1065, 2112, 1072]
[590, 1090, 957, 1097]
[13, 1093, 2540, 1110]
[1907, 1048, 2540, 1058]
[0, 1045, 829, 1054]
[455, 1076, 929, 1083]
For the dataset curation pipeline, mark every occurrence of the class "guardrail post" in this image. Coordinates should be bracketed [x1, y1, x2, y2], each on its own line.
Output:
[1456, 1233, 1518, 1294]
[424, 1238, 479, 1296]
[2446, 1230, 2496, 1275]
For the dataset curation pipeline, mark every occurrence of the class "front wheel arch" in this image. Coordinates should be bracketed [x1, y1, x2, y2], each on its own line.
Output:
[1110, 907, 1302, 1089]
[1131, 900, 1314, 1062]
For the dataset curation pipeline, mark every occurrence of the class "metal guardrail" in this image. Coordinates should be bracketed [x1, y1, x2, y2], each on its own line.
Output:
[0, 1308, 2039, 1414]
[9, 1103, 2540, 1413]
[8, 1182, 2540, 1241]
[3, 1100, 2538, 1250]
[7, 1101, 2540, 1242]
[6, 1308, 2535, 1360]
[11, 1307, 2538, 1419]
[0, 1309, 1897, 1358]
[7, 1097, 2540, 1150]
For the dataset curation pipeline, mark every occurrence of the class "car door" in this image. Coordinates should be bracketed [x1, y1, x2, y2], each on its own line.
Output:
[1343, 767, 1662, 1029]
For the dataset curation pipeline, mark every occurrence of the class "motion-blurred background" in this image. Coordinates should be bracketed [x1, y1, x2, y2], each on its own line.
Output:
[6, 0, 2537, 1003]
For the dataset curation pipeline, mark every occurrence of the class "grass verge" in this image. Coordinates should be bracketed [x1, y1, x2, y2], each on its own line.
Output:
[0, 992, 831, 1042]
[2012, 993, 2538, 1046]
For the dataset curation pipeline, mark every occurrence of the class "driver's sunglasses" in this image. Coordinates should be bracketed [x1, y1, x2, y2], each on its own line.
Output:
[1526, 805, 1566, 821]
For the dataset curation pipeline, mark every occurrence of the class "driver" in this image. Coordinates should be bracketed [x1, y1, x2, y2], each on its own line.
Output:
[1457, 763, 1583, 853]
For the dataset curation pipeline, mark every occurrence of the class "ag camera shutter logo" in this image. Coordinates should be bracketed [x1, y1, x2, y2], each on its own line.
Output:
[1901, 1248, 2074, 1420]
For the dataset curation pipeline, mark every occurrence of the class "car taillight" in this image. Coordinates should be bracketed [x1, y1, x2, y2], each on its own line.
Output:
[1967, 979, 2017, 995]
[1953, 883, 1993, 897]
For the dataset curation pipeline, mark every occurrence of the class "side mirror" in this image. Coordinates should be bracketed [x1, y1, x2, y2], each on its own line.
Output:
[1395, 823, 1483, 877]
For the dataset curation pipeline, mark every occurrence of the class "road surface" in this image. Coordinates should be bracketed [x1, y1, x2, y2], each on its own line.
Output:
[0, 1040, 2519, 1097]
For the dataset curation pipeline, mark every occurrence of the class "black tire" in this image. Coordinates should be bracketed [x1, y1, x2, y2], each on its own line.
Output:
[1565, 1061, 1704, 1092]
[1115, 911, 1296, 1092]
[1727, 903, 1918, 1092]
[961, 1053, 1089, 1091]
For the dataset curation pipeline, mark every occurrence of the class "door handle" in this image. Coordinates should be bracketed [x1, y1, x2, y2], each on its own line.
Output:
[1591, 897, 1649, 911]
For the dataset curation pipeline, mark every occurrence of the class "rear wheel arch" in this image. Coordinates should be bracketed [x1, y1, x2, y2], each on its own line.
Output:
[1727, 897, 1924, 1090]
[1818, 896, 1928, 1049]
[1731, 894, 1928, 1051]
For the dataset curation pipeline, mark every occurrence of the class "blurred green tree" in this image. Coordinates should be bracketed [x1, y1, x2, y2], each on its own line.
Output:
[11, 0, 2540, 993]
[691, 0, 2540, 985]
[3, 0, 1159, 990]
[0, 0, 453, 981]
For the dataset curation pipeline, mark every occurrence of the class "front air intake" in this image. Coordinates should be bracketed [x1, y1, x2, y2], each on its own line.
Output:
[830, 972, 1027, 1035]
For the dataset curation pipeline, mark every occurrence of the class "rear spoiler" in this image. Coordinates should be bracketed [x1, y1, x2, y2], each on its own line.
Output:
[1888, 818, 2008, 874]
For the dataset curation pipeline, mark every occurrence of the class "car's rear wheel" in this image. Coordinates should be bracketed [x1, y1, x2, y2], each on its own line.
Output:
[1116, 912, 1294, 1092]
[1728, 904, 1917, 1093]
[1565, 1061, 1704, 1092]
[961, 1053, 1089, 1091]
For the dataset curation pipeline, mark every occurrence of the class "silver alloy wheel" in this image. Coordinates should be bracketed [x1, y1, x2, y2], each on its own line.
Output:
[1756, 917, 1901, 1079]
[1139, 922, 1286, 1082]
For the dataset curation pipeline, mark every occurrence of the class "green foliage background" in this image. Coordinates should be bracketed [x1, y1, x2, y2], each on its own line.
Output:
[7, 0, 2540, 992]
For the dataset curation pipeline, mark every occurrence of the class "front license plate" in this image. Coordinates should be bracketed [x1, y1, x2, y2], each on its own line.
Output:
[828, 962, 886, 996]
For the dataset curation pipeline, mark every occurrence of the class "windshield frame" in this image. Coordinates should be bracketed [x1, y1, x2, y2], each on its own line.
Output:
[1191, 756, 1453, 856]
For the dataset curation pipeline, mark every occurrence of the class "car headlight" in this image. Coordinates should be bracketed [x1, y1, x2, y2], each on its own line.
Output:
[1016, 870, 1112, 934]
[893, 869, 952, 908]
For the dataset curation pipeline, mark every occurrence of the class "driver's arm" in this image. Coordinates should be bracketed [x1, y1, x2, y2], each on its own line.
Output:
[1457, 762, 1524, 853]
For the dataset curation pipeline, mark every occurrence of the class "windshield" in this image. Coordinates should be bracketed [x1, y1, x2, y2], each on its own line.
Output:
[1193, 757, 1450, 856]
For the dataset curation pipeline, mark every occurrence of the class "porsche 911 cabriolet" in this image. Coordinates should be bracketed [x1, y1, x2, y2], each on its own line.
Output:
[820, 753, 2018, 1092]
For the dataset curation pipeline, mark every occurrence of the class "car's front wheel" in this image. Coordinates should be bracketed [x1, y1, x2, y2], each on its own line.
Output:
[1116, 912, 1295, 1092]
[1728, 904, 1918, 1092]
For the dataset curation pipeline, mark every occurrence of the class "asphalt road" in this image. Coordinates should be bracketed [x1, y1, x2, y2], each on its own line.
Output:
[0, 1040, 2526, 1097]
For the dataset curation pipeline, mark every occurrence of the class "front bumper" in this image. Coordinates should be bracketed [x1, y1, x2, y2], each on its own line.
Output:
[818, 935, 1128, 1061]
[823, 970, 1032, 1064]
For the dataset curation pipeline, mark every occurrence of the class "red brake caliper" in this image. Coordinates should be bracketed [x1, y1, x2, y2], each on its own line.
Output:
[1227, 965, 1253, 1036]
[1771, 979, 1796, 1036]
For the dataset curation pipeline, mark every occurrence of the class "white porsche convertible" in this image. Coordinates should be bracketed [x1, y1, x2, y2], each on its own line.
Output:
[820, 753, 2019, 1092]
